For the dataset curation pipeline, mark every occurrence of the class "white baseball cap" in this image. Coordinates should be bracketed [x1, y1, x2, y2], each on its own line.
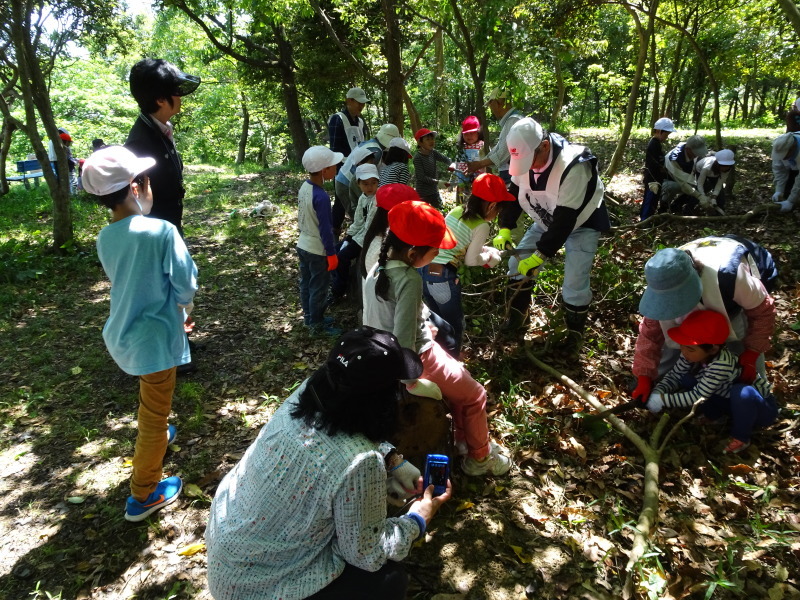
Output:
[82, 145, 156, 196]
[302, 146, 344, 173]
[507, 117, 544, 177]
[388, 137, 412, 157]
[346, 87, 369, 103]
[356, 164, 379, 181]
[376, 123, 400, 147]
[653, 117, 675, 132]
[715, 149, 735, 165]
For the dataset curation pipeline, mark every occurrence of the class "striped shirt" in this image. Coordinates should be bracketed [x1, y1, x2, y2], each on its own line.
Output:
[379, 162, 410, 187]
[434, 206, 494, 267]
[413, 149, 451, 198]
[655, 347, 771, 408]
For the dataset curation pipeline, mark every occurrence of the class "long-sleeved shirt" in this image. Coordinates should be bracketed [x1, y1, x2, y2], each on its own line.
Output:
[655, 347, 771, 408]
[485, 108, 524, 172]
[644, 137, 668, 185]
[297, 180, 336, 256]
[664, 143, 697, 194]
[433, 206, 498, 267]
[206, 384, 420, 600]
[772, 134, 800, 203]
[413, 149, 451, 198]
[694, 157, 730, 197]
[97, 215, 197, 376]
[379, 162, 410, 187]
[346, 192, 376, 247]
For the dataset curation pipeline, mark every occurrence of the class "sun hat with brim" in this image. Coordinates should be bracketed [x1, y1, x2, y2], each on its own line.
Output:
[302, 146, 344, 173]
[376, 124, 400, 147]
[507, 117, 544, 177]
[715, 149, 735, 165]
[376, 184, 420, 211]
[471, 173, 515, 203]
[414, 128, 438, 142]
[326, 326, 422, 392]
[355, 164, 379, 181]
[653, 117, 675, 132]
[388, 200, 457, 250]
[667, 310, 730, 346]
[638, 248, 703, 321]
[772, 132, 798, 161]
[82, 146, 156, 196]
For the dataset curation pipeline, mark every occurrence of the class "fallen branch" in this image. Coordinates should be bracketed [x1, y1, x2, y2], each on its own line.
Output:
[523, 346, 704, 597]
[612, 203, 774, 232]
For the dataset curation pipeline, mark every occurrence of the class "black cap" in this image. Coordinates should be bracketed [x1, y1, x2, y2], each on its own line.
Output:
[129, 59, 201, 100]
[326, 327, 422, 391]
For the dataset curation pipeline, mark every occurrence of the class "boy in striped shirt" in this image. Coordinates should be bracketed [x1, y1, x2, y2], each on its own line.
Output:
[645, 310, 777, 454]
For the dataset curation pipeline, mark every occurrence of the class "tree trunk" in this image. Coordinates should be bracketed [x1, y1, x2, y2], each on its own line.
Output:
[550, 53, 565, 131]
[403, 88, 422, 133]
[434, 28, 448, 128]
[0, 117, 12, 196]
[648, 15, 660, 125]
[776, 0, 800, 38]
[606, 4, 651, 178]
[382, 0, 405, 129]
[236, 92, 249, 165]
[273, 24, 309, 163]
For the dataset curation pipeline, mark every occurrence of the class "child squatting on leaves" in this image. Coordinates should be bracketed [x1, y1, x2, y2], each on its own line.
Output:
[644, 310, 778, 454]
[362, 200, 513, 476]
[83, 145, 198, 521]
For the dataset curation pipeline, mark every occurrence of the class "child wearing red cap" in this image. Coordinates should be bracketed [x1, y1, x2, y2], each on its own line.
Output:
[454, 116, 487, 201]
[363, 200, 513, 476]
[645, 310, 777, 454]
[420, 173, 515, 357]
[412, 128, 454, 210]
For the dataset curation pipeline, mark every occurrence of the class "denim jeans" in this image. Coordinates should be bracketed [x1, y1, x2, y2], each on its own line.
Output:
[420, 264, 464, 357]
[331, 237, 361, 297]
[508, 223, 600, 307]
[297, 247, 330, 326]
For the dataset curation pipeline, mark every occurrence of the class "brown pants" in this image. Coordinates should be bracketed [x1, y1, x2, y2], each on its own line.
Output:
[130, 367, 176, 501]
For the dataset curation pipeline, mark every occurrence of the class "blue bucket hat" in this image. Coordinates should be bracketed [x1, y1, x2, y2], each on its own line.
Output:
[638, 248, 702, 320]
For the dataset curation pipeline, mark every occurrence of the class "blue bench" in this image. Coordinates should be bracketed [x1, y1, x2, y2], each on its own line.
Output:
[7, 159, 44, 189]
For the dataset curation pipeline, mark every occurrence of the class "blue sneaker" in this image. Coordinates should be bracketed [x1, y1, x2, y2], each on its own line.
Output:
[166, 425, 177, 445]
[124, 476, 183, 522]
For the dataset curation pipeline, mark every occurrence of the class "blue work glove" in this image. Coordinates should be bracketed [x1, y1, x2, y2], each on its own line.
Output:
[492, 228, 513, 251]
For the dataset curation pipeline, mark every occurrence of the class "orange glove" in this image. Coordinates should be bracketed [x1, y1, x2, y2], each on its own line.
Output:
[327, 255, 338, 271]
[738, 350, 759, 384]
[631, 376, 653, 403]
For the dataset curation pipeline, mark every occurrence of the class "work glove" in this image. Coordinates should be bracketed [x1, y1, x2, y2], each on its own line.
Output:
[709, 195, 718, 206]
[631, 376, 653, 403]
[482, 247, 502, 268]
[405, 378, 443, 400]
[772, 191, 784, 203]
[492, 228, 513, 251]
[698, 194, 711, 209]
[738, 350, 760, 384]
[327, 255, 338, 271]
[386, 460, 421, 506]
[646, 390, 664, 414]
[680, 182, 696, 195]
[437, 180, 450, 189]
[178, 301, 194, 317]
[517, 252, 545, 277]
[647, 182, 661, 194]
[778, 199, 795, 213]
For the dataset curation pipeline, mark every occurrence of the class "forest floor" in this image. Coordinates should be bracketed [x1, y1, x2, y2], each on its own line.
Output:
[0, 128, 799, 600]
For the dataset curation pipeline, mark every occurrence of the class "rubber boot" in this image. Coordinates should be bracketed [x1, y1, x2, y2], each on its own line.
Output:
[561, 302, 590, 357]
[501, 280, 533, 335]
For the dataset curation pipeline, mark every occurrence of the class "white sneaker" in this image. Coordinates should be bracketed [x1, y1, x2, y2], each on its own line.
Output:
[462, 442, 512, 476]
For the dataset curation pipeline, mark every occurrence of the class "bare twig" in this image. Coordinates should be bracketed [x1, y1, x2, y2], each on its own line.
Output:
[613, 203, 774, 232]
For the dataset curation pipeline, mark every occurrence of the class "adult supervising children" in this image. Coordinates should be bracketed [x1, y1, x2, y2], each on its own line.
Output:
[126, 59, 201, 237]
[466, 88, 525, 183]
[771, 131, 800, 213]
[495, 117, 610, 357]
[660, 134, 707, 215]
[83, 146, 198, 521]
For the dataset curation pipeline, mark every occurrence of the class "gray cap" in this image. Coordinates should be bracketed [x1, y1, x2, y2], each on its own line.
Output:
[685, 135, 707, 159]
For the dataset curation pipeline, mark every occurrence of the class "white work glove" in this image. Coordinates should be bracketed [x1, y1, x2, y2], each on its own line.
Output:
[709, 195, 718, 206]
[405, 378, 442, 400]
[778, 199, 795, 213]
[680, 181, 696, 195]
[772, 191, 784, 203]
[178, 301, 194, 316]
[698, 194, 711, 209]
[387, 460, 421, 506]
[647, 181, 661, 194]
[482, 246, 502, 268]
[646, 391, 664, 414]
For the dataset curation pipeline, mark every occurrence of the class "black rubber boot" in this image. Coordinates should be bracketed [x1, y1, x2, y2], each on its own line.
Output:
[561, 302, 590, 356]
[501, 280, 534, 335]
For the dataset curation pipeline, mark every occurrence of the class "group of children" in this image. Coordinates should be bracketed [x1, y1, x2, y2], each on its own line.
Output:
[80, 115, 778, 523]
[640, 117, 736, 220]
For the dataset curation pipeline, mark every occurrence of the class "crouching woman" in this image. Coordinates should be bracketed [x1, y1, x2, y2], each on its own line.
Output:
[206, 327, 451, 600]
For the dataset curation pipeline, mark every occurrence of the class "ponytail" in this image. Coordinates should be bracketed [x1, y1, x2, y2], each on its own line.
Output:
[360, 207, 389, 277]
[375, 234, 394, 301]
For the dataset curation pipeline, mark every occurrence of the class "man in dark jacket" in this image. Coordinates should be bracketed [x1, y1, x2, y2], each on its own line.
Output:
[126, 59, 200, 237]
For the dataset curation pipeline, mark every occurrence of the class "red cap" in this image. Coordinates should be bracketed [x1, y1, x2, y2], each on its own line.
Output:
[667, 310, 730, 346]
[388, 201, 457, 249]
[471, 173, 515, 203]
[376, 184, 420, 211]
[461, 116, 480, 133]
[414, 128, 437, 142]
[59, 132, 72, 142]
